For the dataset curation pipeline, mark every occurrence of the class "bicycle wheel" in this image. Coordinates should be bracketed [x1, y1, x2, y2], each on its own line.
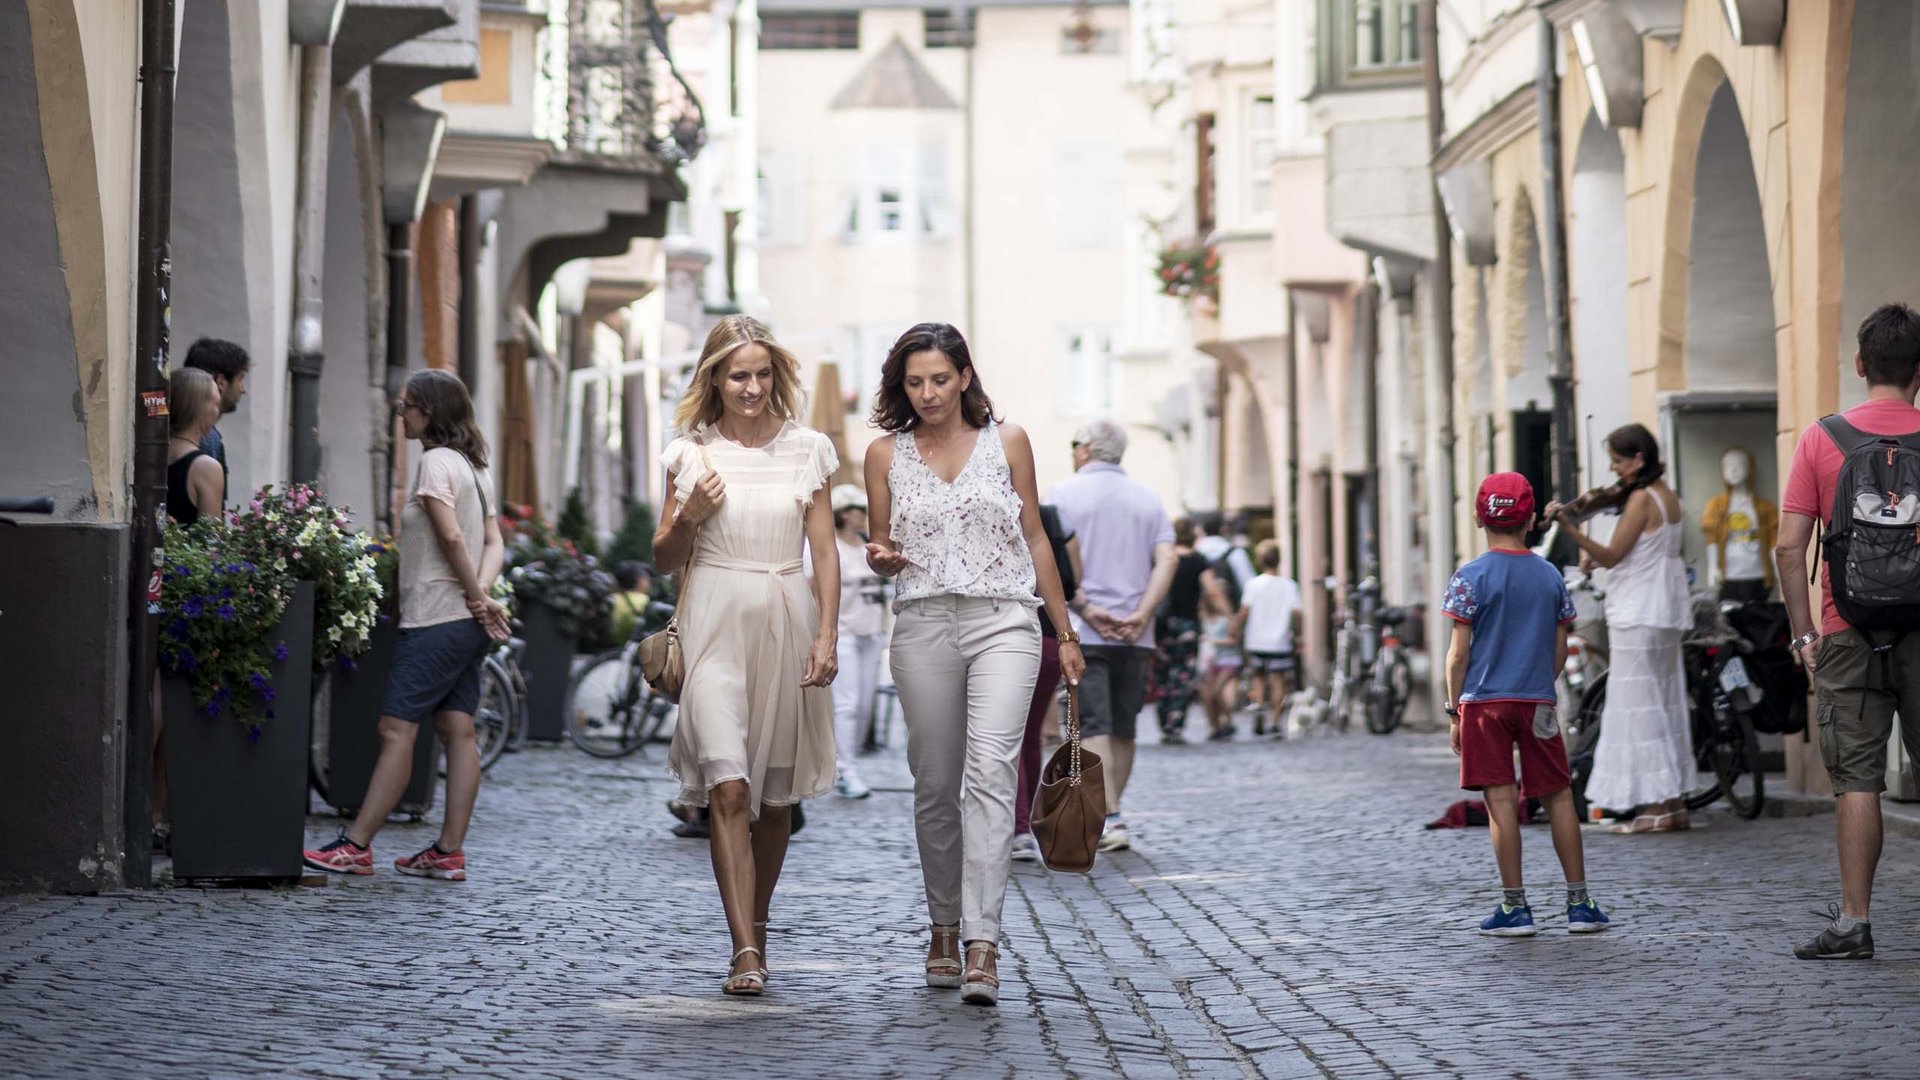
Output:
[473, 656, 515, 772]
[1700, 713, 1765, 819]
[564, 650, 652, 759]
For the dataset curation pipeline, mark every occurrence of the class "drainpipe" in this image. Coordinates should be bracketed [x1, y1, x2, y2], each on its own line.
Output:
[1536, 11, 1578, 503]
[1419, 0, 1456, 713]
[382, 221, 413, 530]
[126, 0, 178, 887]
[457, 194, 479, 389]
[287, 40, 334, 485]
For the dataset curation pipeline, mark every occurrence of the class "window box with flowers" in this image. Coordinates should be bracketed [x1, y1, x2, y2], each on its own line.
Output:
[1155, 244, 1221, 315]
[502, 506, 617, 740]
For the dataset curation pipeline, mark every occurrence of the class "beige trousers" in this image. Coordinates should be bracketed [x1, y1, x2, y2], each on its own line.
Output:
[891, 595, 1042, 943]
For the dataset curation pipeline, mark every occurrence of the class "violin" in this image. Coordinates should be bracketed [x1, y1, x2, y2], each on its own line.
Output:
[1553, 477, 1649, 525]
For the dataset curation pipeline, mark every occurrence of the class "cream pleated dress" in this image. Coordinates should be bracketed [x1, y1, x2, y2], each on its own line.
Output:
[663, 420, 840, 817]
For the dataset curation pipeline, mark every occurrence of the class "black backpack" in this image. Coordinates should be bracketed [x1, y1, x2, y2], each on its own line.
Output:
[1818, 415, 1920, 631]
[1209, 550, 1244, 610]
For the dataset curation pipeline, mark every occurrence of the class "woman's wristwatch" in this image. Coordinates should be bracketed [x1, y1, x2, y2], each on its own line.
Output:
[1058, 627, 1081, 645]
[1790, 630, 1821, 654]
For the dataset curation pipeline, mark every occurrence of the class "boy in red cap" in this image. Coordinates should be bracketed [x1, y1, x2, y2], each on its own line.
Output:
[1442, 473, 1610, 936]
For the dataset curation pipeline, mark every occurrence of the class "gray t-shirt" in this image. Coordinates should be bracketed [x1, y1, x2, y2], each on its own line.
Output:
[399, 447, 492, 629]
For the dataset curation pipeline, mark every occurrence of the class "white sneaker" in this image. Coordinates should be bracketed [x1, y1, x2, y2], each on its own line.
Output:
[1010, 833, 1040, 862]
[835, 775, 872, 800]
[1096, 819, 1131, 852]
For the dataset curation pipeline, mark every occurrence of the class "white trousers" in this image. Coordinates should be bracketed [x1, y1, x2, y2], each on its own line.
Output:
[891, 595, 1041, 944]
[833, 631, 885, 780]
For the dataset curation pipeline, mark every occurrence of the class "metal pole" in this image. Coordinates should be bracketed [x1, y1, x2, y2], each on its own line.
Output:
[1536, 11, 1578, 503]
[288, 43, 333, 486]
[126, 0, 178, 887]
[382, 223, 413, 531]
[1419, 0, 1457, 714]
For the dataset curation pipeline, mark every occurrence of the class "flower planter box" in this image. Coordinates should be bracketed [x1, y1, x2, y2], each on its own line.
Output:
[320, 620, 438, 817]
[162, 582, 316, 884]
[518, 599, 575, 742]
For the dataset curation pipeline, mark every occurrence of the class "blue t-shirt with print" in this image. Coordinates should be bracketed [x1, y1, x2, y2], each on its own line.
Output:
[1442, 549, 1576, 704]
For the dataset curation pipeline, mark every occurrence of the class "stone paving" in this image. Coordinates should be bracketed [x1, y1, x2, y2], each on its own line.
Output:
[6, 710, 1920, 1078]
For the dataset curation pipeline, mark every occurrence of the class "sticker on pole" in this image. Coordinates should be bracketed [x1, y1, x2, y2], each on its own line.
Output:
[142, 389, 169, 418]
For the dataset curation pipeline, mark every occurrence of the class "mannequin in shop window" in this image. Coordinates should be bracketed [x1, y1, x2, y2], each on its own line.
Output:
[1699, 448, 1777, 604]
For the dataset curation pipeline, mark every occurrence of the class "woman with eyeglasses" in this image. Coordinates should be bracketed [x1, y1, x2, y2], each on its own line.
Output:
[304, 369, 511, 881]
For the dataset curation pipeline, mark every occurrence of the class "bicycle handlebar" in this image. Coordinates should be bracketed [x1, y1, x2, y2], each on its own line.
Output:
[0, 498, 54, 514]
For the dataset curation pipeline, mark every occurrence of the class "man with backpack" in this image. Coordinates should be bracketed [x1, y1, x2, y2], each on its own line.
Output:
[1777, 302, 1920, 961]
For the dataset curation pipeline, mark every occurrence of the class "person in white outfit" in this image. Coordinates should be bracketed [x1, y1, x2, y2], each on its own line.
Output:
[828, 483, 886, 799]
[1546, 423, 1693, 833]
[863, 322, 1084, 1008]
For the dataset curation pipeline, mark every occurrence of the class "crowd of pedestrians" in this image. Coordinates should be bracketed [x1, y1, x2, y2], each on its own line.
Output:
[157, 299, 1920, 1012]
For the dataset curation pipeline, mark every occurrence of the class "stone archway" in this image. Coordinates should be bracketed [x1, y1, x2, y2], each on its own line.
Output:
[1569, 112, 1631, 490]
[1657, 57, 1783, 396]
[8, 0, 115, 519]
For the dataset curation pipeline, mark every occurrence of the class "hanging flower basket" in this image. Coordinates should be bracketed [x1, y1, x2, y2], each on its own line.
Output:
[1155, 243, 1221, 305]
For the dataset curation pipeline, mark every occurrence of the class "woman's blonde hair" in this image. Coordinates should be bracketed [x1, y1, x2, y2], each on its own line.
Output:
[672, 315, 803, 432]
[168, 367, 218, 438]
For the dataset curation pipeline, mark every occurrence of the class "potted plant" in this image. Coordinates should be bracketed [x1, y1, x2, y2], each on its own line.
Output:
[156, 508, 314, 883]
[309, 525, 438, 816]
[503, 506, 616, 739]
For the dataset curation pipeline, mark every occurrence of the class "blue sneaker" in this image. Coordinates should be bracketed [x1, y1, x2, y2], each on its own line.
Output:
[1567, 899, 1611, 934]
[1479, 903, 1538, 937]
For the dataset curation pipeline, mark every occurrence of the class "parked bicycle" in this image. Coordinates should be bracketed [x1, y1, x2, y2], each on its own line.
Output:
[561, 599, 678, 758]
[1564, 587, 1802, 821]
[471, 635, 530, 773]
[1320, 576, 1413, 735]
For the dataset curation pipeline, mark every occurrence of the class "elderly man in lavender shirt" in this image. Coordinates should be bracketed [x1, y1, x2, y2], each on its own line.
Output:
[1046, 418, 1177, 852]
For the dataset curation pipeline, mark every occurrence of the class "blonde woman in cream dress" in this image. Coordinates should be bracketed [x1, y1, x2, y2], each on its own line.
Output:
[653, 315, 841, 997]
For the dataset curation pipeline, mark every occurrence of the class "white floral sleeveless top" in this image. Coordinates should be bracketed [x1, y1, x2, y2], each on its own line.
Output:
[887, 421, 1040, 611]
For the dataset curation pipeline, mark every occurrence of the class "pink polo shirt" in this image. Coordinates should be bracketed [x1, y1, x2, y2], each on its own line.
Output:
[1781, 397, 1920, 635]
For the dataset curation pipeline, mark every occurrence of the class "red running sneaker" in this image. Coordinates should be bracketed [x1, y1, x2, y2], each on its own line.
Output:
[395, 844, 466, 881]
[303, 830, 373, 875]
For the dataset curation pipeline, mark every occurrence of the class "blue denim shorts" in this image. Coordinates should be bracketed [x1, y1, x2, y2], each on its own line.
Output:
[381, 618, 492, 723]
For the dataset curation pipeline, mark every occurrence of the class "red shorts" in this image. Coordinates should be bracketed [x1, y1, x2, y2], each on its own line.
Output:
[1458, 700, 1571, 799]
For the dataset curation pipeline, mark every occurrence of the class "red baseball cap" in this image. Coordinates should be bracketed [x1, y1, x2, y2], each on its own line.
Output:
[1475, 472, 1535, 529]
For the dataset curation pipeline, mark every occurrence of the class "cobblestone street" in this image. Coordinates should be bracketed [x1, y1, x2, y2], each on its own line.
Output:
[7, 714, 1920, 1078]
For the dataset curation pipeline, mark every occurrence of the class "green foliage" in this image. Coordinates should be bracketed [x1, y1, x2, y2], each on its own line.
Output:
[158, 517, 296, 728]
[605, 497, 656, 567]
[503, 507, 617, 641]
[555, 486, 599, 559]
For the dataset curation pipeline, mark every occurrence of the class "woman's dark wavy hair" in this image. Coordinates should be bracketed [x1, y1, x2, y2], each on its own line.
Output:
[1604, 422, 1665, 487]
[406, 369, 489, 468]
[868, 322, 1000, 432]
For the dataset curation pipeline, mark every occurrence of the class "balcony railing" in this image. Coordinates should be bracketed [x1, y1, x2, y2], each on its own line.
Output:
[559, 0, 705, 169]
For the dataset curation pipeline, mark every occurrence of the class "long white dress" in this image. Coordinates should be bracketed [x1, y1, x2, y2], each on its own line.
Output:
[661, 420, 839, 817]
[1586, 494, 1695, 810]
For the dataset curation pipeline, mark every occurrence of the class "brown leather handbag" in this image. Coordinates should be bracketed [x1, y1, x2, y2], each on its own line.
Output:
[638, 447, 709, 703]
[1031, 684, 1105, 873]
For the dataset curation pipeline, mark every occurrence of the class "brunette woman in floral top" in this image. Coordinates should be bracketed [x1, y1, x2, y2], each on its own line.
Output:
[862, 323, 1084, 1006]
